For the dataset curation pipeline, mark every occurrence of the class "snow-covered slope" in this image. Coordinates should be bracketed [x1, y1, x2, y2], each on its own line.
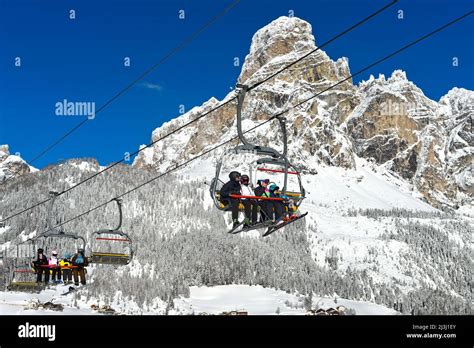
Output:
[1, 155, 472, 315]
[173, 285, 397, 315]
[1, 16, 472, 316]
[0, 284, 396, 315]
[0, 285, 98, 315]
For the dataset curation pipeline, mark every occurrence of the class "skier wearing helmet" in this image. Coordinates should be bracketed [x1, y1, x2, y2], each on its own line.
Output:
[72, 248, 89, 286]
[60, 252, 73, 284]
[32, 248, 49, 283]
[254, 179, 271, 222]
[220, 171, 242, 228]
[262, 182, 284, 222]
[48, 250, 62, 284]
[240, 174, 257, 227]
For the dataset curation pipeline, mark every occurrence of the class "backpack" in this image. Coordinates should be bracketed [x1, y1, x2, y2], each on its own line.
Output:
[75, 254, 84, 265]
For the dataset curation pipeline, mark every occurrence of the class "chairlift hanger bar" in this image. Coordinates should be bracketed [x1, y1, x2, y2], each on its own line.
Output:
[96, 237, 131, 242]
[235, 85, 290, 192]
[13, 270, 35, 273]
[92, 198, 124, 234]
[39, 191, 86, 244]
[256, 168, 300, 175]
[229, 194, 284, 201]
[89, 197, 134, 265]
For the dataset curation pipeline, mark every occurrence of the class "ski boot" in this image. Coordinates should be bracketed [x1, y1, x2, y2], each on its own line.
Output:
[242, 218, 252, 229]
[232, 219, 241, 228]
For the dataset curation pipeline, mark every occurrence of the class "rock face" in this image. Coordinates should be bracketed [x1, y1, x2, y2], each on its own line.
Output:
[437, 88, 473, 203]
[0, 145, 36, 182]
[347, 73, 473, 208]
[134, 16, 473, 210]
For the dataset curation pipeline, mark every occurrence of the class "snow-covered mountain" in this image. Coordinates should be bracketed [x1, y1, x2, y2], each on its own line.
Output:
[350, 73, 473, 210]
[0, 145, 37, 182]
[133, 16, 473, 211]
[0, 284, 398, 315]
[1, 157, 471, 315]
[1, 16, 472, 315]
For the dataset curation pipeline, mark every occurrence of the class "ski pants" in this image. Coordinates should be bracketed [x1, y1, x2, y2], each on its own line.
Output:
[241, 200, 258, 223]
[222, 198, 240, 220]
[62, 269, 72, 282]
[258, 201, 271, 221]
[36, 267, 50, 283]
[273, 202, 284, 221]
[50, 267, 61, 281]
[251, 201, 260, 223]
[261, 201, 284, 221]
[73, 267, 86, 285]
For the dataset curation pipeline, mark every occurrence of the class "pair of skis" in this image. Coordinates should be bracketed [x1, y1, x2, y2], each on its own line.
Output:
[228, 220, 274, 234]
[262, 212, 308, 237]
[228, 212, 308, 237]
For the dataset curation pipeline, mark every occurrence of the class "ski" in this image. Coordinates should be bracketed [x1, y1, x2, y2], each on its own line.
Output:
[61, 286, 77, 296]
[61, 283, 89, 295]
[227, 221, 245, 234]
[262, 213, 308, 237]
[231, 220, 274, 234]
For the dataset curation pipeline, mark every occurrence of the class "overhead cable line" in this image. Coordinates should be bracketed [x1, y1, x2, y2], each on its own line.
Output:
[1, 0, 241, 185]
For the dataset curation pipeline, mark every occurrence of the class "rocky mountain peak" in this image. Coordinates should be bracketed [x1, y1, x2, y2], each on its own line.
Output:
[239, 16, 316, 84]
[439, 87, 474, 114]
[132, 16, 472, 210]
[0, 144, 36, 182]
[358, 70, 426, 99]
[389, 69, 407, 81]
[0, 144, 10, 161]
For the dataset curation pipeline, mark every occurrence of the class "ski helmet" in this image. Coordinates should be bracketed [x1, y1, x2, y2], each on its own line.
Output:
[240, 175, 250, 185]
[269, 183, 279, 191]
[37, 248, 44, 254]
[229, 171, 241, 181]
[77, 248, 84, 254]
[52, 250, 58, 256]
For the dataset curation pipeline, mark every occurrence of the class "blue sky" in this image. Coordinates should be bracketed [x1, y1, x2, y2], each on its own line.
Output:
[1, 0, 472, 168]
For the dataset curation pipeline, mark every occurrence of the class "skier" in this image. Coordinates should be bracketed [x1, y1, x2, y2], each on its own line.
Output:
[72, 248, 89, 286]
[32, 248, 49, 283]
[48, 250, 62, 284]
[254, 179, 272, 222]
[60, 252, 73, 284]
[262, 183, 284, 222]
[239, 174, 257, 227]
[220, 171, 242, 228]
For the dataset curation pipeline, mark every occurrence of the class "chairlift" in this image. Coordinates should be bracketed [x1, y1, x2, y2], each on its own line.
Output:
[34, 191, 86, 257]
[90, 198, 133, 265]
[210, 84, 307, 236]
[6, 240, 43, 293]
[7, 191, 86, 291]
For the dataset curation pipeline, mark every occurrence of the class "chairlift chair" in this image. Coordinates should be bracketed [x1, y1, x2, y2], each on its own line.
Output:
[7, 191, 87, 291]
[90, 198, 133, 265]
[6, 240, 43, 293]
[210, 84, 307, 235]
[34, 191, 86, 257]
